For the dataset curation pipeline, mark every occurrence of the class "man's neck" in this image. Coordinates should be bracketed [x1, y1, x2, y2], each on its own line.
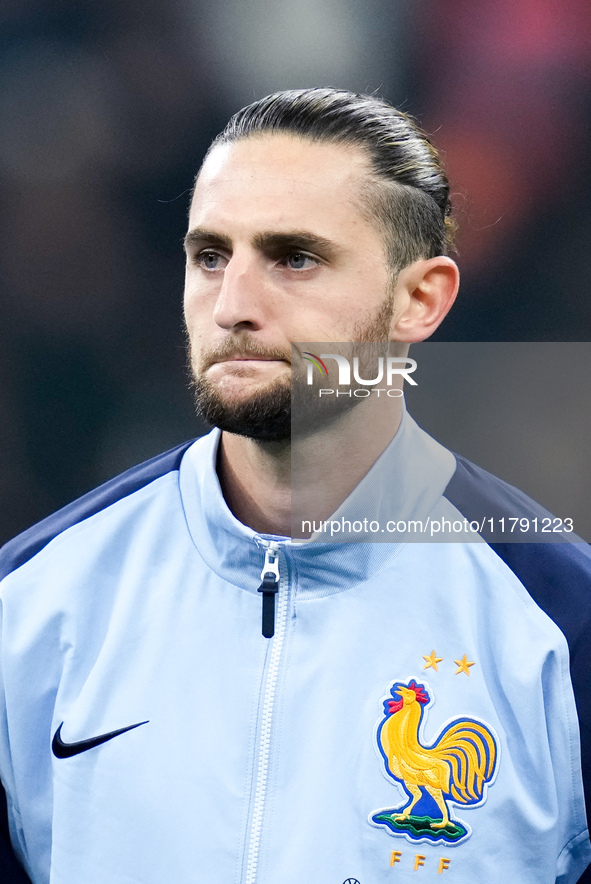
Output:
[217, 433, 292, 537]
[216, 396, 404, 537]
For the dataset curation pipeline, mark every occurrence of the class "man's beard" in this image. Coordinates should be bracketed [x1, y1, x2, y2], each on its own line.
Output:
[188, 287, 396, 442]
[189, 336, 292, 442]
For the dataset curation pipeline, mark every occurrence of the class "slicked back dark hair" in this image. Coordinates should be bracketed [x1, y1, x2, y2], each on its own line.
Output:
[205, 88, 456, 269]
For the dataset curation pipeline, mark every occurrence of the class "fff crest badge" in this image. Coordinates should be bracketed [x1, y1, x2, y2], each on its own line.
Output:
[370, 679, 499, 846]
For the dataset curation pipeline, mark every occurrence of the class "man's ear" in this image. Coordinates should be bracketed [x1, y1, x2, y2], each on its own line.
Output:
[390, 256, 459, 342]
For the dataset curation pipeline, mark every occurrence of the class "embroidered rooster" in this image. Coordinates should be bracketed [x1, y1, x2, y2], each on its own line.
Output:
[376, 680, 497, 833]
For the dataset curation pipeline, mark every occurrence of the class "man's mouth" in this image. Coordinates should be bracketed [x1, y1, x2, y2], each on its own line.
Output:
[204, 357, 291, 380]
[207, 356, 290, 369]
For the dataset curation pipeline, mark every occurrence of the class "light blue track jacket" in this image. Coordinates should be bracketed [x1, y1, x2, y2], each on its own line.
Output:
[1, 414, 591, 883]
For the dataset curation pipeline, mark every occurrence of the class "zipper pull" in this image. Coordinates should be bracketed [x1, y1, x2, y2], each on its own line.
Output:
[257, 545, 280, 639]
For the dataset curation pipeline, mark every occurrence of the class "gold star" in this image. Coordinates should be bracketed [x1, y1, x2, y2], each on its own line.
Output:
[423, 650, 443, 672]
[454, 655, 475, 676]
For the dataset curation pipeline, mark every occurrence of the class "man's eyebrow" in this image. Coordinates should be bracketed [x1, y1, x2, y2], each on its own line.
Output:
[183, 228, 341, 258]
[252, 231, 340, 257]
[184, 229, 232, 251]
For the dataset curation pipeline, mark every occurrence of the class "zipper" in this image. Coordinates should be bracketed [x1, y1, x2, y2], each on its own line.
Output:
[257, 545, 280, 638]
[244, 540, 290, 884]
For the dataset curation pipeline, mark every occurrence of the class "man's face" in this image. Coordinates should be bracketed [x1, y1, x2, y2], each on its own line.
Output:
[183, 133, 401, 440]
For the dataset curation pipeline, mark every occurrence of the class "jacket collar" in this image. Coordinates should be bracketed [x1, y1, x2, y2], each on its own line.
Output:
[179, 409, 456, 598]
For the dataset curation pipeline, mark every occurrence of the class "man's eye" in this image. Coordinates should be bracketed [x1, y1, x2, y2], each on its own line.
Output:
[284, 252, 318, 270]
[196, 251, 226, 271]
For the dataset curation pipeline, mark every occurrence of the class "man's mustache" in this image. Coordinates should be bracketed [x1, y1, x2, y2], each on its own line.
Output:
[199, 338, 293, 371]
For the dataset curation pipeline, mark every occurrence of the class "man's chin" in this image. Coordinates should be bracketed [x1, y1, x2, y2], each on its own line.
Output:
[191, 376, 292, 442]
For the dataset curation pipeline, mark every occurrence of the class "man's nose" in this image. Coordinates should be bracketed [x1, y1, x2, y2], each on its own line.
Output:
[212, 253, 267, 331]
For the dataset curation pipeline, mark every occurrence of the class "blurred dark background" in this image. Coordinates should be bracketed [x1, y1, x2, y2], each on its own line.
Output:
[2, 0, 591, 544]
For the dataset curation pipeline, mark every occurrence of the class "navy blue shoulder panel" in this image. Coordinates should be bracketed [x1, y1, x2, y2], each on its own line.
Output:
[0, 782, 30, 883]
[444, 455, 559, 531]
[445, 454, 591, 832]
[0, 439, 196, 581]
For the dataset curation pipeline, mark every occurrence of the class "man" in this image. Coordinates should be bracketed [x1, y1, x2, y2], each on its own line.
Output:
[1, 88, 590, 883]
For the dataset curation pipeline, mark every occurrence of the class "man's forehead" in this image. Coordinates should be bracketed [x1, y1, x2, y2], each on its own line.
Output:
[193, 136, 369, 197]
[189, 134, 372, 228]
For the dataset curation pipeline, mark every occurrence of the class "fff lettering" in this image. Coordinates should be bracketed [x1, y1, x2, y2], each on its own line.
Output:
[306, 355, 418, 386]
[390, 850, 451, 873]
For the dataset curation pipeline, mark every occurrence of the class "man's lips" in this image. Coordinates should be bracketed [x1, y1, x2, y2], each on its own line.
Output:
[203, 358, 291, 380]
[208, 356, 289, 367]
